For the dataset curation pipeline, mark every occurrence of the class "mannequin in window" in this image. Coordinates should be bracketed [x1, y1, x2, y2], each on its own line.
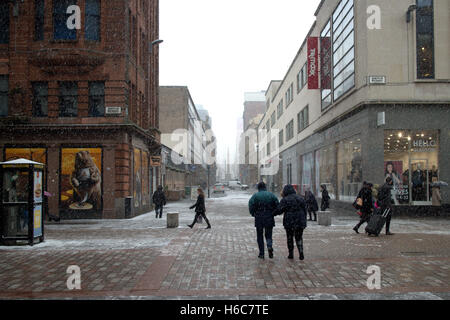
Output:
[412, 163, 425, 201]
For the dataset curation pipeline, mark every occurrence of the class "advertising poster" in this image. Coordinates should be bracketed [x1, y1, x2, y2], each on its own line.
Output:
[34, 204, 42, 237]
[60, 148, 102, 211]
[134, 149, 142, 208]
[34, 171, 43, 203]
[385, 160, 408, 203]
[320, 36, 332, 90]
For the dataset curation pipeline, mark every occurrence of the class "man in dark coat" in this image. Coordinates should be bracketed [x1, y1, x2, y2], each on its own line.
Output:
[305, 190, 319, 221]
[320, 185, 331, 211]
[377, 177, 394, 235]
[274, 185, 307, 260]
[353, 182, 373, 233]
[152, 186, 166, 219]
[248, 182, 280, 259]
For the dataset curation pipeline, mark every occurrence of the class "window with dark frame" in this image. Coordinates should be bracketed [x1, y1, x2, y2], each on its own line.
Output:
[297, 106, 309, 133]
[416, 0, 434, 79]
[34, 0, 45, 41]
[0, 75, 8, 117]
[271, 111, 276, 127]
[0, 1, 9, 44]
[279, 129, 284, 147]
[89, 82, 105, 117]
[32, 82, 48, 117]
[332, 0, 355, 101]
[277, 99, 284, 119]
[59, 81, 78, 117]
[85, 0, 101, 41]
[53, 0, 77, 40]
[286, 119, 294, 141]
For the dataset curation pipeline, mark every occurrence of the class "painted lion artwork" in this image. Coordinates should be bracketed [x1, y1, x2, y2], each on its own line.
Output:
[70, 151, 102, 210]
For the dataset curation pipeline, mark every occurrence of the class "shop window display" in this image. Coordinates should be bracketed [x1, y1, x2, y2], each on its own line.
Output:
[384, 130, 438, 205]
[337, 136, 362, 201]
[315, 146, 336, 199]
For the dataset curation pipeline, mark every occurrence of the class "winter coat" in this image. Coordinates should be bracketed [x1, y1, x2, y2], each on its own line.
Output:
[152, 188, 166, 207]
[377, 183, 394, 209]
[357, 187, 373, 215]
[305, 191, 319, 212]
[432, 187, 442, 206]
[190, 194, 206, 213]
[273, 185, 307, 229]
[248, 189, 279, 228]
[321, 189, 330, 211]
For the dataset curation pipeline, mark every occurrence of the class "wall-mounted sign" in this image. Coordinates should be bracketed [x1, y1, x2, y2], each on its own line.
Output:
[150, 156, 161, 167]
[369, 76, 386, 85]
[307, 37, 319, 90]
[106, 107, 122, 115]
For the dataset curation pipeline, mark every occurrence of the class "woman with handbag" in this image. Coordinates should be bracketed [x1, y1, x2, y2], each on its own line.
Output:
[188, 188, 211, 229]
[353, 182, 373, 234]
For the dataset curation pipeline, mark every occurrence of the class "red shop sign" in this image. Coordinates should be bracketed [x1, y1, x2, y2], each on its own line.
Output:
[307, 37, 319, 90]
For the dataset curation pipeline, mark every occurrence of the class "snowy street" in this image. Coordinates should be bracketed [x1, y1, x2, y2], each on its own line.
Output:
[0, 190, 449, 300]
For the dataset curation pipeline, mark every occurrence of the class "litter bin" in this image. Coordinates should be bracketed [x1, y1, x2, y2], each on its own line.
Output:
[167, 212, 179, 228]
[0, 159, 45, 246]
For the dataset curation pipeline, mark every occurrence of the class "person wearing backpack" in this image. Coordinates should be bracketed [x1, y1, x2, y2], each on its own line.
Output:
[353, 182, 373, 234]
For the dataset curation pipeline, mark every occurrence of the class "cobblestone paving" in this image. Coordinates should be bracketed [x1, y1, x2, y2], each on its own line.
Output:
[0, 191, 449, 299]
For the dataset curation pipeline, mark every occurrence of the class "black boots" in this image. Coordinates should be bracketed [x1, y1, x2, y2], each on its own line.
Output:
[353, 226, 360, 234]
[268, 248, 274, 259]
[287, 251, 294, 259]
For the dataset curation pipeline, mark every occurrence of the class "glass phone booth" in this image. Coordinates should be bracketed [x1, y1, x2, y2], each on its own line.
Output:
[0, 159, 45, 246]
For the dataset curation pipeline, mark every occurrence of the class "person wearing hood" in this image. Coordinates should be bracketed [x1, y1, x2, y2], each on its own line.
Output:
[320, 184, 331, 211]
[305, 190, 319, 221]
[377, 177, 395, 235]
[273, 185, 307, 260]
[152, 186, 167, 219]
[248, 182, 280, 259]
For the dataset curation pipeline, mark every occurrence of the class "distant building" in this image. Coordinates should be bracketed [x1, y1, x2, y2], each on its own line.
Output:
[243, 91, 266, 131]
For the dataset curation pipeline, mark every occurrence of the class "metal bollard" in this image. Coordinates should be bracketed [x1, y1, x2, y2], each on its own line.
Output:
[167, 212, 179, 228]
[318, 211, 332, 226]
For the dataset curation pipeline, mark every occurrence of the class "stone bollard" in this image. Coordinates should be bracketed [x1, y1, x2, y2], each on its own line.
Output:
[317, 211, 332, 226]
[167, 212, 179, 228]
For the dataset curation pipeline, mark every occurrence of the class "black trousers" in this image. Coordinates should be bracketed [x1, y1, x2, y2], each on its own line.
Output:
[355, 210, 371, 230]
[191, 211, 211, 227]
[155, 206, 163, 218]
[385, 213, 392, 233]
[256, 227, 273, 256]
[285, 227, 304, 254]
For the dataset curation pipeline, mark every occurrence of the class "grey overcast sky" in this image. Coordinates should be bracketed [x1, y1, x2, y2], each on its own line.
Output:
[159, 0, 321, 164]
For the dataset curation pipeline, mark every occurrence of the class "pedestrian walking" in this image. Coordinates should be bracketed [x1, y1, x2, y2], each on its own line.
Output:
[353, 182, 373, 234]
[431, 178, 442, 207]
[188, 188, 211, 229]
[248, 182, 280, 259]
[152, 186, 166, 219]
[320, 184, 330, 211]
[377, 177, 395, 235]
[273, 185, 307, 260]
[305, 190, 318, 221]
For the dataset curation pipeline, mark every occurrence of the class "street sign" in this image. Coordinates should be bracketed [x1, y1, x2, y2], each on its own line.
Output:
[150, 156, 161, 167]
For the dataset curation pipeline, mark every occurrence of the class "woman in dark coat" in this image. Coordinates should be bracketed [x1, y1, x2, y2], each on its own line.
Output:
[305, 190, 319, 221]
[353, 182, 373, 234]
[273, 185, 307, 260]
[188, 188, 211, 229]
[320, 185, 330, 211]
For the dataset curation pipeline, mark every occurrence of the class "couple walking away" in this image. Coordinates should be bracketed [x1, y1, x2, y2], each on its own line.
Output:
[353, 177, 394, 235]
[248, 182, 306, 260]
[187, 188, 211, 229]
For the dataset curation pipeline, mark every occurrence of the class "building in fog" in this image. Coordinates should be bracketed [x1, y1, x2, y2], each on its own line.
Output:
[259, 0, 450, 213]
[0, 0, 161, 219]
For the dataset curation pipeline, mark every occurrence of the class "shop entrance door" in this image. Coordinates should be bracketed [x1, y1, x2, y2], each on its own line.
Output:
[410, 159, 431, 205]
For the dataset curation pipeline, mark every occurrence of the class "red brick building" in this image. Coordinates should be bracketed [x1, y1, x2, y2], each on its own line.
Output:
[0, 0, 161, 219]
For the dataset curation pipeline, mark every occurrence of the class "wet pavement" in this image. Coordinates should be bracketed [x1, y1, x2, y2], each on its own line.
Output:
[0, 190, 449, 300]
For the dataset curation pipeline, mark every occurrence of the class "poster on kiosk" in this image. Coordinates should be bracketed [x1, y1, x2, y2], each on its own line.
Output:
[33, 171, 43, 238]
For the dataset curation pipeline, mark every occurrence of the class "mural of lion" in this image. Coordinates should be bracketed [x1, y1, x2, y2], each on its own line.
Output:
[70, 151, 102, 210]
